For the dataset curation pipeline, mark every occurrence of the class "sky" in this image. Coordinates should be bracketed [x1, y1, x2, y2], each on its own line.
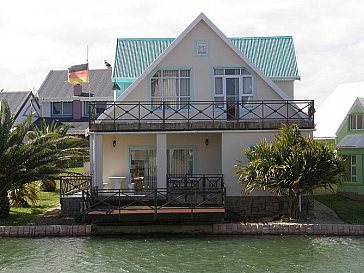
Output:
[0, 0, 363, 107]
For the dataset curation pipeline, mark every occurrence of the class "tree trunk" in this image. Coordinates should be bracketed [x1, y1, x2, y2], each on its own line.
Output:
[0, 189, 10, 218]
[288, 191, 300, 219]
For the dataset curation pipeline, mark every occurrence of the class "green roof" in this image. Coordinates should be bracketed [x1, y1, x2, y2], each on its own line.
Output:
[113, 36, 299, 80]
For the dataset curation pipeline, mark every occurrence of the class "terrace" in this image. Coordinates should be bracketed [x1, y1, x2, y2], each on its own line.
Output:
[89, 100, 314, 132]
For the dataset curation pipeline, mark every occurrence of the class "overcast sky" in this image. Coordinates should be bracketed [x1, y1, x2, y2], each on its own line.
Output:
[0, 0, 363, 107]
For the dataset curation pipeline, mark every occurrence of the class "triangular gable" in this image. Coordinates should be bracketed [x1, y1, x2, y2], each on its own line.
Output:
[116, 13, 291, 102]
[336, 97, 364, 136]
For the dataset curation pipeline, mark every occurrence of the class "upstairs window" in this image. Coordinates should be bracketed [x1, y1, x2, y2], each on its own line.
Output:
[84, 101, 107, 117]
[52, 102, 72, 116]
[151, 69, 191, 109]
[213, 68, 253, 107]
[350, 114, 364, 130]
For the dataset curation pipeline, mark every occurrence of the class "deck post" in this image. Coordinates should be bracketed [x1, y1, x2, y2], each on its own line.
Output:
[156, 134, 167, 189]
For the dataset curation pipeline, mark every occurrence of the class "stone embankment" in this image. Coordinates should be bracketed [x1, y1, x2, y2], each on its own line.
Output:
[2, 223, 364, 237]
[0, 225, 91, 237]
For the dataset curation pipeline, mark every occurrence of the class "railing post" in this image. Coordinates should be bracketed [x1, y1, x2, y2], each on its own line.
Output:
[138, 101, 141, 129]
[286, 101, 289, 123]
[113, 102, 116, 128]
[154, 188, 158, 216]
[163, 101, 165, 129]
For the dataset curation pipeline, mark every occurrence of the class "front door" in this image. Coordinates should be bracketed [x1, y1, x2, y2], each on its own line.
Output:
[130, 149, 157, 191]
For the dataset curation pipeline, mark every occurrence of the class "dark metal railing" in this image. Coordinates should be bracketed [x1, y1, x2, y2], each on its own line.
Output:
[81, 186, 225, 217]
[167, 174, 224, 189]
[60, 173, 92, 199]
[89, 100, 314, 131]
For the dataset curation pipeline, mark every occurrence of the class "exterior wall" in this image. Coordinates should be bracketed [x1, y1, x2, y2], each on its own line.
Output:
[222, 130, 313, 197]
[101, 132, 221, 187]
[336, 103, 364, 143]
[337, 148, 364, 195]
[41, 101, 52, 117]
[123, 20, 283, 103]
[273, 80, 294, 99]
[222, 131, 277, 196]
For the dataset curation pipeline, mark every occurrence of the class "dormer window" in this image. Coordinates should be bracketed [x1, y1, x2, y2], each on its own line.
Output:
[151, 69, 191, 109]
[350, 114, 364, 130]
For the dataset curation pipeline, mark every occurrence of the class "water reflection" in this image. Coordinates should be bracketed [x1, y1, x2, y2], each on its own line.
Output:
[1, 236, 364, 273]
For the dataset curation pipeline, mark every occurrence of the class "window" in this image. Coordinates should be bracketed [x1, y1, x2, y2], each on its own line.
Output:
[344, 155, 357, 182]
[151, 69, 191, 109]
[84, 101, 107, 117]
[350, 114, 364, 130]
[167, 148, 194, 175]
[213, 68, 253, 107]
[130, 149, 157, 190]
[52, 102, 72, 116]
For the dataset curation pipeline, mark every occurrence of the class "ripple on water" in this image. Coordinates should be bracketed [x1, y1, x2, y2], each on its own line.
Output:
[1, 236, 364, 273]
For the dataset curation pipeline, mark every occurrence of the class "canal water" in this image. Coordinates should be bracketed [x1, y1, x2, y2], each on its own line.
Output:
[1, 235, 363, 272]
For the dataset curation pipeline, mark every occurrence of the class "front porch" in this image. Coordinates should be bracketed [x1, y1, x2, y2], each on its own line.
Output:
[60, 174, 225, 223]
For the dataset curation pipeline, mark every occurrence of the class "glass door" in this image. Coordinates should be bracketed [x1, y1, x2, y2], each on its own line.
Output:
[130, 149, 157, 191]
[226, 77, 239, 120]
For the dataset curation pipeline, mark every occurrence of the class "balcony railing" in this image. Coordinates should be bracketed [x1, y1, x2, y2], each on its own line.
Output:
[89, 100, 314, 132]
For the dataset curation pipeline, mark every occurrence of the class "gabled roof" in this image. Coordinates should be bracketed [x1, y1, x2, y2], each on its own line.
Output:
[0, 91, 34, 119]
[38, 69, 113, 101]
[314, 82, 364, 139]
[114, 13, 292, 103]
[114, 36, 299, 80]
[335, 97, 364, 136]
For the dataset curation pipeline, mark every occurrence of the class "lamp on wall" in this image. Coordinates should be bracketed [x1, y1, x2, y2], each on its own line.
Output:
[113, 140, 116, 148]
[205, 138, 209, 146]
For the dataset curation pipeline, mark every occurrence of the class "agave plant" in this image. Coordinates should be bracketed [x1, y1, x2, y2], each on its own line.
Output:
[234, 124, 345, 219]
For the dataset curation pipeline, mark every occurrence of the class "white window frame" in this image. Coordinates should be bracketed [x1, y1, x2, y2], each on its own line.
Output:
[51, 102, 72, 116]
[213, 68, 253, 108]
[350, 155, 357, 182]
[151, 69, 191, 110]
[350, 114, 364, 130]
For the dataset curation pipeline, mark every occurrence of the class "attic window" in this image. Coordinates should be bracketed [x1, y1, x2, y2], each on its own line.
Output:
[350, 114, 364, 130]
[195, 41, 209, 57]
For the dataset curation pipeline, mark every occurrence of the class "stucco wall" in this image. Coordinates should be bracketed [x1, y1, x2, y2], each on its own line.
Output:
[101, 132, 221, 187]
[273, 80, 294, 99]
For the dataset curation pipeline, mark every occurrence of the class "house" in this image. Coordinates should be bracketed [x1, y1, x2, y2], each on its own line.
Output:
[36, 68, 114, 135]
[80, 13, 314, 222]
[0, 90, 40, 125]
[336, 97, 364, 200]
[314, 82, 364, 142]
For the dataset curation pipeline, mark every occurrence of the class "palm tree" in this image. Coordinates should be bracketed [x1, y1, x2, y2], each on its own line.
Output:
[234, 124, 345, 219]
[0, 99, 89, 217]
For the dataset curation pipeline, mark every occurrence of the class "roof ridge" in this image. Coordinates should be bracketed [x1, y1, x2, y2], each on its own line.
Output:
[117, 36, 293, 41]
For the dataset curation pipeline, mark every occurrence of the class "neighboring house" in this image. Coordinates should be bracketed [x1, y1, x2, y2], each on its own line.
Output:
[314, 82, 364, 141]
[84, 13, 314, 221]
[336, 97, 364, 199]
[0, 91, 40, 125]
[36, 68, 113, 135]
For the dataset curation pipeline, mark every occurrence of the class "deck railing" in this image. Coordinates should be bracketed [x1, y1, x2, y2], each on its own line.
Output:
[81, 186, 226, 217]
[89, 100, 314, 131]
[60, 174, 92, 199]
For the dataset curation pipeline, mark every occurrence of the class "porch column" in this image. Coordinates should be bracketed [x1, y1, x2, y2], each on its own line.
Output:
[156, 133, 167, 188]
[92, 134, 103, 188]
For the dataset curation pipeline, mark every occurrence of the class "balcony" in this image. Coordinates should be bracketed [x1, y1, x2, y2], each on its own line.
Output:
[89, 100, 314, 132]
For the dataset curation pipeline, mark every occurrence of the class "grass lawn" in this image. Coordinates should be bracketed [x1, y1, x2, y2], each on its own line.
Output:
[0, 184, 60, 226]
[315, 194, 364, 225]
[0, 167, 85, 226]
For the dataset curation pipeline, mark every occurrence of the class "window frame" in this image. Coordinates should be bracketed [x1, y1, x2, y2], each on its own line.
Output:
[213, 68, 254, 109]
[51, 101, 72, 116]
[350, 114, 364, 130]
[150, 69, 191, 110]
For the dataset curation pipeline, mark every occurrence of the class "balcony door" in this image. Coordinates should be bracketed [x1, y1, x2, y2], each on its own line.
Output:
[214, 68, 253, 120]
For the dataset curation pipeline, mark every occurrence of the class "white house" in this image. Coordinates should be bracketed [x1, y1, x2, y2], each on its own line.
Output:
[87, 13, 314, 220]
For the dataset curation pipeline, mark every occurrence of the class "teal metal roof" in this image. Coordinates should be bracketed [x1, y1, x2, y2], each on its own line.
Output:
[113, 36, 299, 80]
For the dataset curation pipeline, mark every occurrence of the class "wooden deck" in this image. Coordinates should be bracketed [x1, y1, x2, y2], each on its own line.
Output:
[84, 206, 225, 223]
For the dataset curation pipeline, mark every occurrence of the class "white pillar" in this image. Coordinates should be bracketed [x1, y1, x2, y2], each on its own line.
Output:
[93, 134, 103, 188]
[156, 133, 167, 189]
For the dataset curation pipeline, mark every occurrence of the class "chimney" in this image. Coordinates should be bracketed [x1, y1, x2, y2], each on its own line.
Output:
[74, 84, 82, 96]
